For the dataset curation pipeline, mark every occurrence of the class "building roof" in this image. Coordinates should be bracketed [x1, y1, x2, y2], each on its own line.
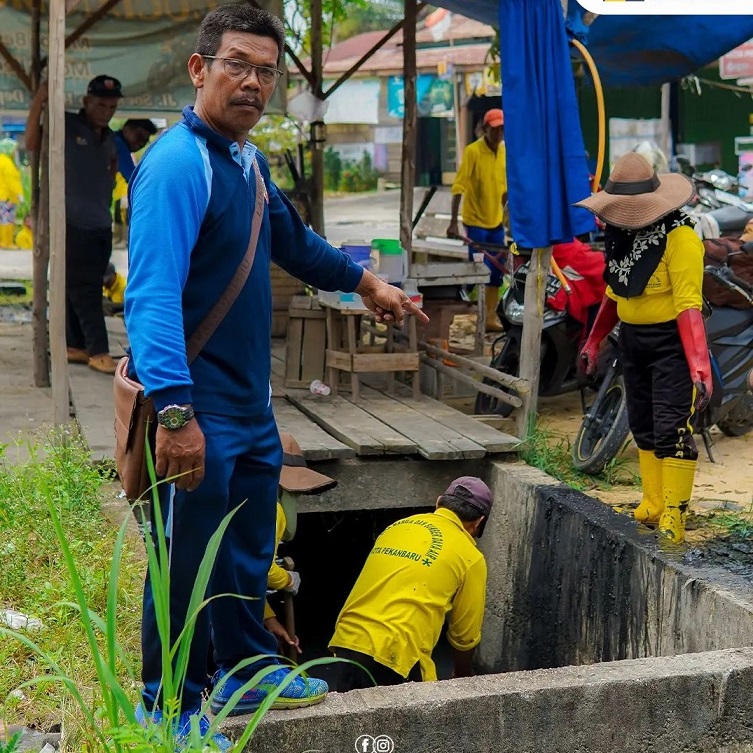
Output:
[308, 11, 495, 77]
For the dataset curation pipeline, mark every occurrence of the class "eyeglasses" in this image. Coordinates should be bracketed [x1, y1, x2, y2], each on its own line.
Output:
[202, 55, 282, 87]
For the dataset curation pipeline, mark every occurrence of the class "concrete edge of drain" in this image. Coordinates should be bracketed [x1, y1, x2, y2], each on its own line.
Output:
[223, 461, 753, 753]
[515, 458, 753, 608]
[224, 647, 753, 752]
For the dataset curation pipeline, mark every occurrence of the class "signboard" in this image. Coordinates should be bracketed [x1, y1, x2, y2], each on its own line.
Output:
[720, 39, 753, 80]
[386, 74, 454, 119]
[0, 0, 285, 113]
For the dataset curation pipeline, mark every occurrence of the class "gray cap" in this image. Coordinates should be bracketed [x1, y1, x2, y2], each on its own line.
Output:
[443, 476, 492, 516]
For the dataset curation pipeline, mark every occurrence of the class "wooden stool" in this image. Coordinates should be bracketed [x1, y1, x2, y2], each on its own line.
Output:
[321, 301, 420, 401]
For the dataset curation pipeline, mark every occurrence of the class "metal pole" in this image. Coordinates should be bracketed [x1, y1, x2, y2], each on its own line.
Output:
[48, 0, 69, 424]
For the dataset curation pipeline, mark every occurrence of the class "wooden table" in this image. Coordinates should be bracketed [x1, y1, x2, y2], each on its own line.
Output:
[320, 299, 421, 402]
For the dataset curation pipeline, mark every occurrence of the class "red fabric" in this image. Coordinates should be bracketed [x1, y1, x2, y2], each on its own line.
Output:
[547, 239, 607, 324]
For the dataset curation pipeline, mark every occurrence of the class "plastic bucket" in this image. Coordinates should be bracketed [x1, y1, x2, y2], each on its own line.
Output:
[341, 243, 372, 270]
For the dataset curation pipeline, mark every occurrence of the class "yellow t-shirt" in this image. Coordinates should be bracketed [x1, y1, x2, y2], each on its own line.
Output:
[330, 507, 487, 681]
[103, 272, 127, 303]
[264, 503, 290, 620]
[451, 137, 507, 229]
[14, 226, 33, 250]
[606, 225, 704, 325]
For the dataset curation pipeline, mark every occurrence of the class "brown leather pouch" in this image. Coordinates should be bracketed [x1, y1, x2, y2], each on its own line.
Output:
[113, 356, 156, 501]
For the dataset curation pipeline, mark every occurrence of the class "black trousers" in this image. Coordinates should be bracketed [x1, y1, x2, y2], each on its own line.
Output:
[333, 647, 421, 692]
[66, 224, 112, 356]
[619, 321, 698, 460]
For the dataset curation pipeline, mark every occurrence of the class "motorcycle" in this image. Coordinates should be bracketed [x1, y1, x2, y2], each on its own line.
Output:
[572, 265, 753, 474]
[474, 257, 607, 417]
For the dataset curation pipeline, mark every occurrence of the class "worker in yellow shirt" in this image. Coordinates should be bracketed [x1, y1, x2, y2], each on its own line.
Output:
[0, 138, 24, 249]
[578, 153, 710, 545]
[447, 109, 507, 331]
[330, 476, 491, 689]
[264, 431, 337, 655]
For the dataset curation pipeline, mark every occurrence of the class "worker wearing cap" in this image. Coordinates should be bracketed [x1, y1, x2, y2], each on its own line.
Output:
[25, 74, 123, 375]
[113, 119, 159, 245]
[448, 108, 508, 332]
[262, 431, 337, 657]
[330, 476, 491, 689]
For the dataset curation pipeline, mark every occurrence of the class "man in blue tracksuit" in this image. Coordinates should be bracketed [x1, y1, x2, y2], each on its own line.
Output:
[125, 5, 427, 749]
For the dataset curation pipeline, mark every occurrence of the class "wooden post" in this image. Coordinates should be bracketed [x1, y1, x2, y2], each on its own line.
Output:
[399, 0, 418, 259]
[515, 247, 552, 440]
[48, 0, 69, 424]
[309, 0, 325, 236]
[30, 0, 49, 388]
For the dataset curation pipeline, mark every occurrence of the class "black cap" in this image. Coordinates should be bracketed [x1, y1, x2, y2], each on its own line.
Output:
[87, 75, 123, 98]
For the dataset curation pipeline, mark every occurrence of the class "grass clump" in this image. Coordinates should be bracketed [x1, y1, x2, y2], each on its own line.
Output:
[520, 421, 638, 491]
[0, 429, 144, 736]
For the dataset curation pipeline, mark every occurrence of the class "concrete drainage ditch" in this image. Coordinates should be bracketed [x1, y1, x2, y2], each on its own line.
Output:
[225, 461, 753, 753]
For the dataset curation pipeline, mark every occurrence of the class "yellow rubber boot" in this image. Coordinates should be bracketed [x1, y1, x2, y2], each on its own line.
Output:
[0, 224, 15, 248]
[658, 457, 697, 544]
[634, 449, 663, 525]
[485, 286, 503, 332]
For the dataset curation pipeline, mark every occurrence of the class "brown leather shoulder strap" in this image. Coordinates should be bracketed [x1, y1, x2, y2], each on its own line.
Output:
[186, 158, 266, 364]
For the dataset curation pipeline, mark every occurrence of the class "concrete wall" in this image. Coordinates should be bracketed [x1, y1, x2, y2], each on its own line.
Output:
[479, 462, 753, 673]
[300, 457, 492, 513]
[232, 648, 753, 753]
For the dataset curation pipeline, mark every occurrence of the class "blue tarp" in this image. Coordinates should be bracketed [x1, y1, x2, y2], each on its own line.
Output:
[498, 0, 594, 249]
[436, 0, 753, 87]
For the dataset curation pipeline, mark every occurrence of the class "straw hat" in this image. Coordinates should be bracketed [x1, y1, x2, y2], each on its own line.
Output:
[575, 152, 694, 230]
[278, 431, 337, 494]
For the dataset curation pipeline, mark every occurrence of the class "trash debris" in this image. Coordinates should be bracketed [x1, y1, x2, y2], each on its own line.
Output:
[1, 609, 43, 631]
[309, 379, 331, 397]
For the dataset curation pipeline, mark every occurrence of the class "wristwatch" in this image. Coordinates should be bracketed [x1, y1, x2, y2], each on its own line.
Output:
[156, 404, 195, 430]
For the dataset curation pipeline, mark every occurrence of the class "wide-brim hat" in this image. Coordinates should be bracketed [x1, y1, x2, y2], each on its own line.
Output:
[574, 152, 694, 230]
[279, 430, 337, 494]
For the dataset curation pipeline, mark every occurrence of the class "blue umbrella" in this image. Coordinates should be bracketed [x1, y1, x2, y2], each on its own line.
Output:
[499, 0, 595, 249]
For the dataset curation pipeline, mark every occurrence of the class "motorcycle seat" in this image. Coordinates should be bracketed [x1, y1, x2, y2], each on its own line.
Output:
[706, 305, 753, 340]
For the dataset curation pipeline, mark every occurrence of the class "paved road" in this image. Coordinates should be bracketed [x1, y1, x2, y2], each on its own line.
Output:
[0, 190, 413, 280]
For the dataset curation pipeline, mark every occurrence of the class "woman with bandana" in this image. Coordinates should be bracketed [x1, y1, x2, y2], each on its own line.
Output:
[576, 153, 711, 545]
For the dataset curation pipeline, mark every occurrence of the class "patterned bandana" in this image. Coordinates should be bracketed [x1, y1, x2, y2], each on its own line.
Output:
[604, 211, 694, 298]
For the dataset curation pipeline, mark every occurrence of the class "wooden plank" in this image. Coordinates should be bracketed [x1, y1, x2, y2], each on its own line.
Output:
[412, 262, 487, 279]
[326, 349, 352, 371]
[381, 388, 519, 453]
[286, 388, 417, 456]
[301, 317, 327, 383]
[48, 0, 69, 424]
[399, 0, 417, 255]
[285, 317, 304, 383]
[411, 238, 467, 258]
[517, 247, 553, 439]
[413, 274, 490, 287]
[420, 355, 522, 409]
[272, 398, 355, 461]
[414, 215, 451, 240]
[347, 386, 487, 460]
[352, 352, 419, 372]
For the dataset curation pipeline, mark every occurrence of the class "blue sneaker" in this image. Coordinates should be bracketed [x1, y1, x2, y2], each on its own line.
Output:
[210, 666, 328, 716]
[135, 702, 232, 752]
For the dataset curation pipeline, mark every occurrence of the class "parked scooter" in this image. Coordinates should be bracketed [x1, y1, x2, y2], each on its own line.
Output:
[474, 254, 607, 416]
[572, 265, 753, 474]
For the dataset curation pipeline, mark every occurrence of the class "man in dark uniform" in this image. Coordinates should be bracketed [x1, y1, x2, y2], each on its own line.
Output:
[25, 75, 122, 374]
